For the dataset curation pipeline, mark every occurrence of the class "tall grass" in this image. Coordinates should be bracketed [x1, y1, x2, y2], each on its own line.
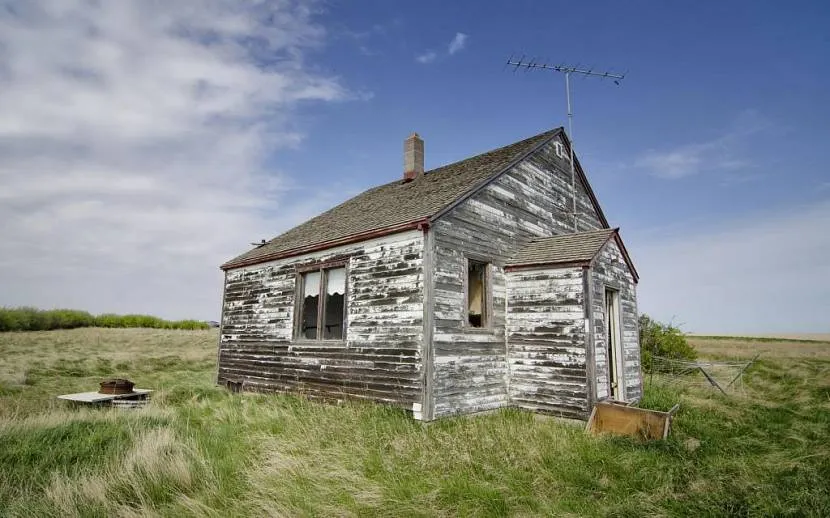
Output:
[1, 329, 828, 516]
[0, 307, 209, 332]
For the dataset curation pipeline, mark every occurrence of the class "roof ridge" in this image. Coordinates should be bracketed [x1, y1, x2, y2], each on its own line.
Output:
[362, 127, 563, 191]
[423, 127, 562, 176]
[221, 126, 567, 269]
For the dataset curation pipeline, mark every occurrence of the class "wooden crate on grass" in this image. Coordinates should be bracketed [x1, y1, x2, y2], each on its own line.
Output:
[586, 401, 680, 440]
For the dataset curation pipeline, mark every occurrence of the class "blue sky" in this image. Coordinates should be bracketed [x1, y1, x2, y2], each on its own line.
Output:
[1, 1, 828, 333]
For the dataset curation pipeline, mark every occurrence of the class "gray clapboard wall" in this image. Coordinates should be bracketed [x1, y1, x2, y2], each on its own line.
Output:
[431, 136, 604, 417]
[506, 267, 589, 418]
[219, 231, 426, 413]
[589, 239, 642, 401]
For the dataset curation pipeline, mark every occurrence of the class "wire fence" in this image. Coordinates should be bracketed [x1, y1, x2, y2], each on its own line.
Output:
[648, 354, 759, 395]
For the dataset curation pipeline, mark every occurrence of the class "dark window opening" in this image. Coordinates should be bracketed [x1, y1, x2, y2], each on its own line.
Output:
[301, 271, 321, 339]
[297, 266, 346, 340]
[467, 260, 488, 327]
[324, 268, 345, 339]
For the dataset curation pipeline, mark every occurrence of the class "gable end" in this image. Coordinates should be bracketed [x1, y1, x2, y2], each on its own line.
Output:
[430, 131, 610, 229]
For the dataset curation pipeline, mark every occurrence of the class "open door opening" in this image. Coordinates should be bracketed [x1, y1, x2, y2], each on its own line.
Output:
[604, 288, 623, 400]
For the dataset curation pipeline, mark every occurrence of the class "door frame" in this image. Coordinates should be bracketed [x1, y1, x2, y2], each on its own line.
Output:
[604, 286, 624, 400]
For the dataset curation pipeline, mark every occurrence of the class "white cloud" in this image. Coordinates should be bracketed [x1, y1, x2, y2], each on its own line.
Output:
[635, 145, 749, 180]
[0, 0, 352, 319]
[635, 110, 769, 179]
[632, 200, 830, 334]
[448, 32, 468, 55]
[415, 51, 437, 64]
[416, 32, 468, 64]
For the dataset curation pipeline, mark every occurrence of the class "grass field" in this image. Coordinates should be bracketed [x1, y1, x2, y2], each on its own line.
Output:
[1, 329, 828, 517]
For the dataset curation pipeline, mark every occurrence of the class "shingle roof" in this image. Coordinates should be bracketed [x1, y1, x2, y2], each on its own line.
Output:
[222, 127, 563, 269]
[507, 228, 639, 282]
[509, 228, 617, 266]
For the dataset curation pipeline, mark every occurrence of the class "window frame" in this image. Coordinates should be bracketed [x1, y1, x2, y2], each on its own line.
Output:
[294, 259, 349, 342]
[463, 256, 492, 330]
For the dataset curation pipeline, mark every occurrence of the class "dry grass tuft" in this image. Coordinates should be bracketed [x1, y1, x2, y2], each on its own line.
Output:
[44, 427, 210, 517]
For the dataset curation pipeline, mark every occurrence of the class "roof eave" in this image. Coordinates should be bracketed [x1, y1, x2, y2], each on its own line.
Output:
[220, 218, 430, 271]
[504, 259, 591, 272]
[612, 232, 640, 283]
[586, 228, 640, 283]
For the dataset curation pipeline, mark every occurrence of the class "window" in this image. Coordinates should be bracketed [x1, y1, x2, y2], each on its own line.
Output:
[554, 140, 569, 161]
[467, 259, 489, 327]
[297, 266, 346, 340]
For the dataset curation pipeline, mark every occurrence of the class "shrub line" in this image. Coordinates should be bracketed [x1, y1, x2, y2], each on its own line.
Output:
[0, 307, 210, 332]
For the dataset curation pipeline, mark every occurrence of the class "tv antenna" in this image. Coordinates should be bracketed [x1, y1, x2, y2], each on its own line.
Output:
[506, 57, 625, 231]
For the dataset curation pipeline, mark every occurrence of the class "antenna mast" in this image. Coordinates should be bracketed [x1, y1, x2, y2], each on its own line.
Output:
[506, 58, 625, 231]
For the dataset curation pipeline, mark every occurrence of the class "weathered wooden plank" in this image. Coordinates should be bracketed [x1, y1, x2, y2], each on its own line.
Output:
[505, 266, 588, 415]
[219, 231, 425, 410]
[428, 136, 606, 418]
[589, 239, 641, 402]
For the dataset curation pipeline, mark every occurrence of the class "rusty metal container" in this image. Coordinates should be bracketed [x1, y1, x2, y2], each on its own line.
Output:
[99, 378, 135, 395]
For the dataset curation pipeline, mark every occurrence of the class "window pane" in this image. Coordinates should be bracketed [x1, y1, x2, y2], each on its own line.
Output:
[301, 271, 320, 339]
[324, 267, 345, 339]
[468, 261, 486, 327]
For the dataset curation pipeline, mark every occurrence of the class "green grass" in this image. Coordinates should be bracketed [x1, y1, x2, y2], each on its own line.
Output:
[0, 307, 210, 332]
[1, 329, 828, 517]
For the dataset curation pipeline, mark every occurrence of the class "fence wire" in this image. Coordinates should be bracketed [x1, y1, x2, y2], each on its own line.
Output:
[648, 354, 759, 395]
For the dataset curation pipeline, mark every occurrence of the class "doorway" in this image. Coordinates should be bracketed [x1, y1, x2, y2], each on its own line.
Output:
[604, 288, 623, 400]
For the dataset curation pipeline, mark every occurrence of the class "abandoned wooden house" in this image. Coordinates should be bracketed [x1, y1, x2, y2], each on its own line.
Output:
[218, 127, 641, 421]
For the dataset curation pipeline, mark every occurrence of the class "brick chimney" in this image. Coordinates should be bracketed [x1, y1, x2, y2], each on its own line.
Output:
[403, 132, 424, 182]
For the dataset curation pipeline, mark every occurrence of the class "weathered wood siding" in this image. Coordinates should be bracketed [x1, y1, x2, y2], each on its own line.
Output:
[431, 137, 604, 417]
[590, 239, 642, 401]
[432, 242, 509, 417]
[219, 230, 426, 415]
[506, 267, 589, 418]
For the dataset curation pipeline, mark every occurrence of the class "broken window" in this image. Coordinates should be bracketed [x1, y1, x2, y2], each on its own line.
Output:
[467, 260, 488, 327]
[297, 266, 347, 340]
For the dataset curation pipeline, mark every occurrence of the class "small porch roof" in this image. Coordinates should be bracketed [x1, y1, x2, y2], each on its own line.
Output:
[506, 228, 639, 282]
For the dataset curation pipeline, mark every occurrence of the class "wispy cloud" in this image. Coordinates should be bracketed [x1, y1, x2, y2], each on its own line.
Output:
[336, 19, 401, 56]
[448, 32, 468, 55]
[0, 0, 353, 319]
[633, 200, 830, 333]
[635, 110, 771, 179]
[415, 32, 469, 64]
[415, 51, 437, 64]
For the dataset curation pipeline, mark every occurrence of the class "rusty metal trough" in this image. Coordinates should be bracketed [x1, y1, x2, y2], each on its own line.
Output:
[98, 378, 135, 395]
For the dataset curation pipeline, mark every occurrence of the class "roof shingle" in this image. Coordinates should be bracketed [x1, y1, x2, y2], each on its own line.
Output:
[508, 228, 617, 267]
[222, 128, 562, 269]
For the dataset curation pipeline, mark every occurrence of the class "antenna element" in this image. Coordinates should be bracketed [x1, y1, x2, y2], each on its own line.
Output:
[506, 57, 625, 231]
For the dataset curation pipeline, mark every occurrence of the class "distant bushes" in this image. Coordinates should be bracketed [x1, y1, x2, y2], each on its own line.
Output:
[639, 314, 697, 372]
[0, 307, 210, 332]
